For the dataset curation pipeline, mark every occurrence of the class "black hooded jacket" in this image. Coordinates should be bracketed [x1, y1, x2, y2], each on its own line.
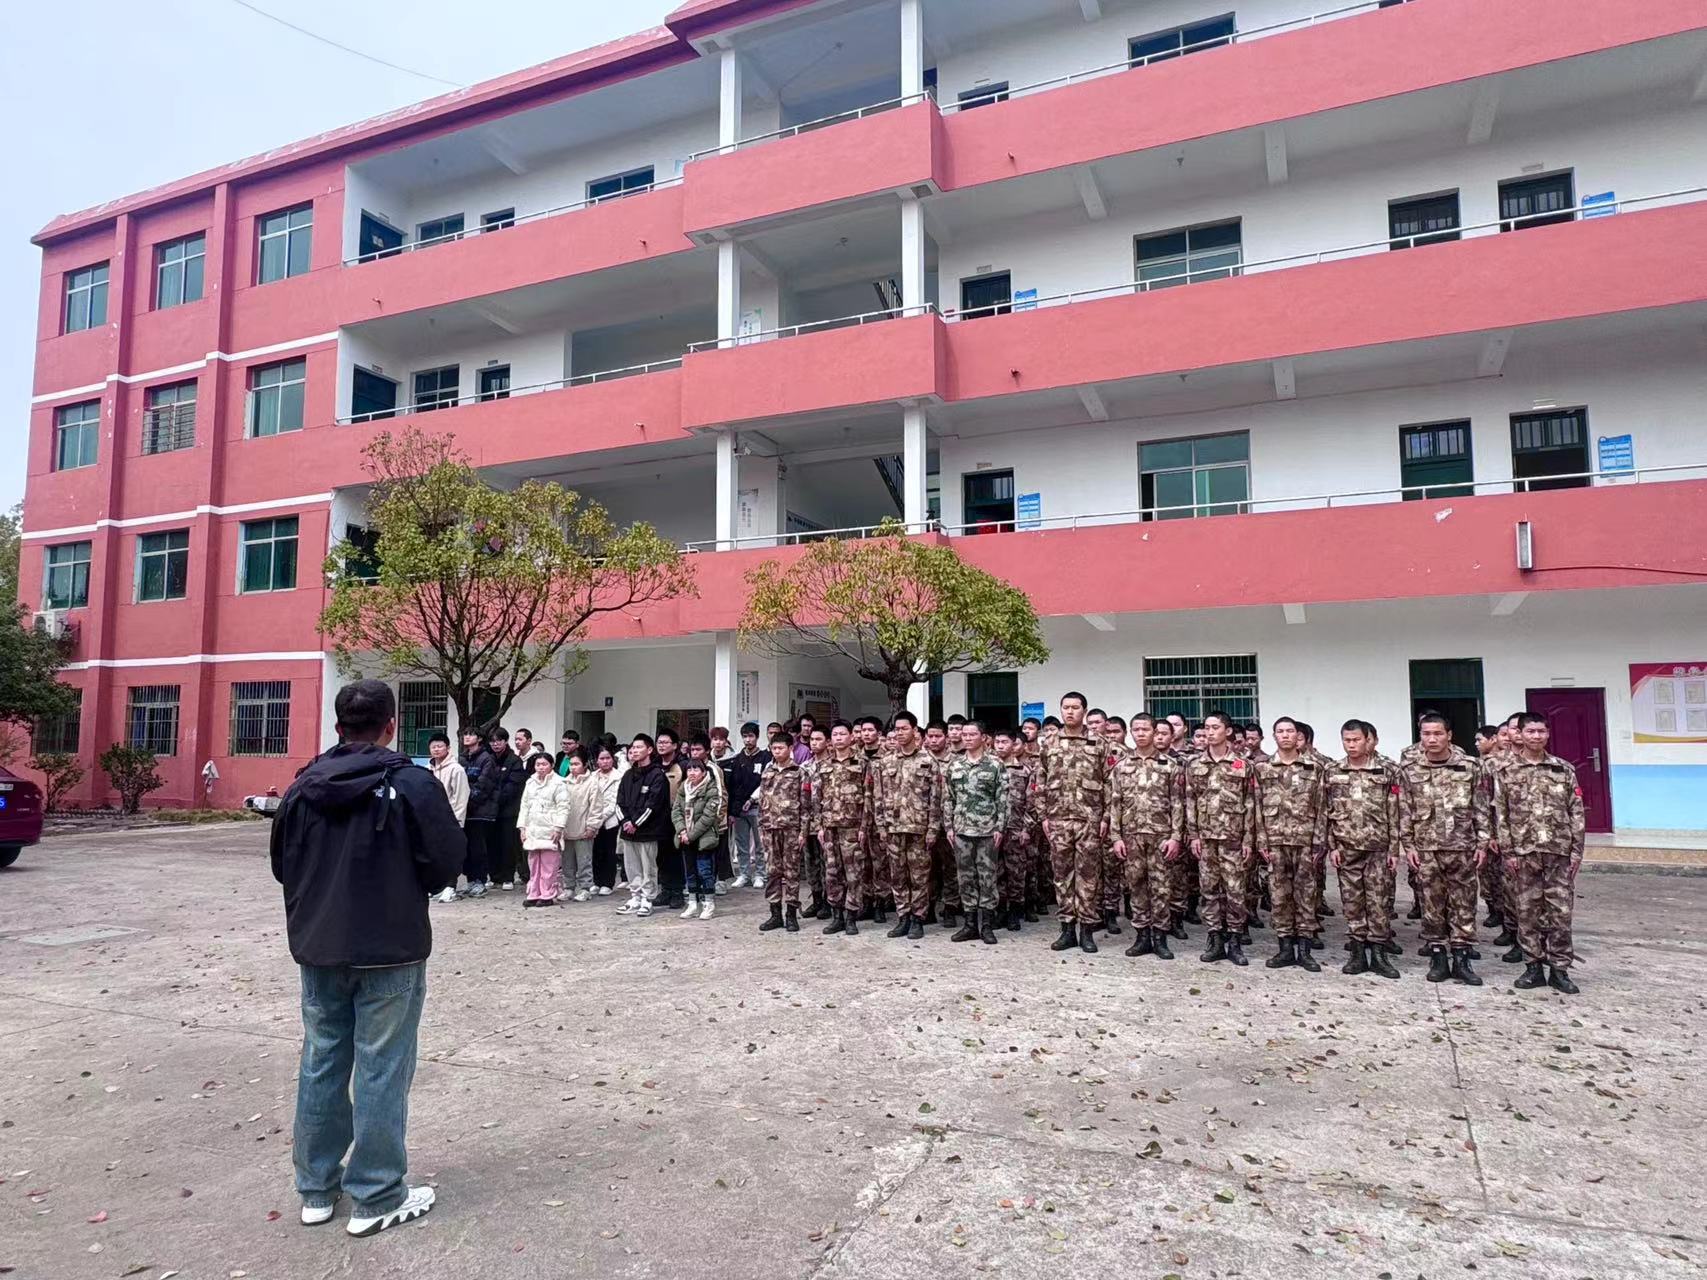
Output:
[270, 743, 466, 967]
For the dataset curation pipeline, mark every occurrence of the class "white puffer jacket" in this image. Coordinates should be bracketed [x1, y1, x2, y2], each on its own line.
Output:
[517, 773, 570, 850]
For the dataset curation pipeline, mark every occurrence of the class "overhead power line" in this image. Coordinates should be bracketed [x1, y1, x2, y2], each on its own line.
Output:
[222, 0, 466, 89]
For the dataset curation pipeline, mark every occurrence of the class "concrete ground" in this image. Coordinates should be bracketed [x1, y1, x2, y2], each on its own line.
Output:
[1, 826, 1704, 1280]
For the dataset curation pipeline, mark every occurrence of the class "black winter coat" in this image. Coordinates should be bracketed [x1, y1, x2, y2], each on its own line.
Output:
[616, 762, 670, 842]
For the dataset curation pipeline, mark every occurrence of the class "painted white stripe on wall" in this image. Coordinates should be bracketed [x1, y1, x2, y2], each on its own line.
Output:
[63, 650, 326, 671]
[23, 493, 333, 541]
[30, 332, 340, 405]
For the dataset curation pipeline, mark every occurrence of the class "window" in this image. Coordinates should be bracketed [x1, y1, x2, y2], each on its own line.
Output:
[351, 368, 397, 422]
[1510, 408, 1589, 492]
[399, 680, 449, 757]
[1136, 220, 1241, 289]
[63, 263, 109, 333]
[962, 469, 1016, 532]
[1144, 655, 1259, 725]
[1500, 172, 1575, 232]
[587, 166, 655, 202]
[412, 365, 460, 412]
[43, 542, 92, 609]
[240, 516, 299, 593]
[957, 82, 1009, 110]
[33, 687, 82, 755]
[53, 401, 100, 471]
[1140, 433, 1249, 519]
[1130, 14, 1235, 65]
[960, 271, 1012, 319]
[1389, 192, 1461, 249]
[1399, 421, 1473, 500]
[357, 213, 403, 262]
[230, 680, 292, 756]
[416, 214, 465, 246]
[143, 381, 197, 454]
[478, 365, 512, 402]
[127, 684, 181, 757]
[344, 523, 381, 582]
[967, 673, 1019, 730]
[154, 234, 206, 308]
[247, 358, 306, 437]
[257, 204, 313, 282]
[135, 529, 190, 603]
[480, 208, 516, 232]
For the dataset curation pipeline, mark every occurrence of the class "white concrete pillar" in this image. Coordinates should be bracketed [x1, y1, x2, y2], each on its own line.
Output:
[900, 195, 927, 311]
[714, 631, 737, 734]
[715, 430, 739, 550]
[900, 0, 925, 100]
[720, 48, 744, 151]
[903, 405, 929, 529]
[717, 240, 743, 345]
[906, 678, 929, 723]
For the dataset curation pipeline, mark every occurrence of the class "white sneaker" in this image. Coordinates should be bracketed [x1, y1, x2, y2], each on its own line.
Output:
[500, 880, 515, 891]
[301, 1194, 341, 1226]
[715, 880, 729, 896]
[433, 887, 457, 904]
[680, 896, 701, 919]
[597, 886, 612, 896]
[637, 900, 653, 917]
[699, 897, 716, 920]
[346, 1186, 435, 1237]
[616, 896, 641, 915]
[752, 874, 766, 890]
[733, 874, 750, 889]
[573, 889, 591, 903]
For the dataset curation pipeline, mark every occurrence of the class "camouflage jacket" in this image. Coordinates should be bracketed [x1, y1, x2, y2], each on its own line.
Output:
[811, 752, 869, 830]
[1253, 755, 1329, 849]
[942, 752, 1011, 838]
[1185, 750, 1256, 844]
[1323, 757, 1402, 856]
[1038, 732, 1108, 823]
[1398, 749, 1491, 852]
[869, 744, 942, 839]
[1493, 753, 1586, 859]
[1106, 751, 1185, 841]
[757, 759, 808, 831]
[998, 758, 1037, 836]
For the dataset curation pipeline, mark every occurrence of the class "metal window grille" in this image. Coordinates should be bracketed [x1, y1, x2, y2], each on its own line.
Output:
[127, 685, 182, 757]
[230, 680, 292, 756]
[1511, 410, 1585, 453]
[143, 398, 197, 454]
[399, 681, 449, 757]
[1142, 655, 1259, 726]
[34, 688, 82, 755]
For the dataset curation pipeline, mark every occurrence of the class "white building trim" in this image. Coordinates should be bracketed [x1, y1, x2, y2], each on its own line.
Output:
[30, 332, 340, 405]
[63, 650, 327, 671]
[23, 493, 333, 541]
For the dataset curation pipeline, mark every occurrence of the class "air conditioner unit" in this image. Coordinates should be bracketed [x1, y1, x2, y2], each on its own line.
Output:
[32, 611, 69, 640]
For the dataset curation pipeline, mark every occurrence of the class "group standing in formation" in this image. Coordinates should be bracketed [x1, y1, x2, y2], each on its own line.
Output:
[422, 696, 1588, 994]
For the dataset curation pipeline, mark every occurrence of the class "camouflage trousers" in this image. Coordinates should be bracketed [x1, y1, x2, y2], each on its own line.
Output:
[1245, 850, 1267, 921]
[951, 833, 1001, 912]
[821, 827, 864, 913]
[1418, 847, 1478, 948]
[1101, 831, 1123, 914]
[1479, 846, 1504, 921]
[1268, 844, 1320, 938]
[1335, 847, 1394, 943]
[1196, 839, 1249, 934]
[1501, 854, 1520, 928]
[929, 833, 962, 911]
[1048, 820, 1102, 925]
[861, 821, 889, 905]
[1118, 834, 1172, 929]
[1514, 851, 1576, 968]
[762, 826, 803, 906]
[1168, 850, 1200, 926]
[996, 828, 1034, 908]
[885, 833, 933, 919]
[801, 833, 826, 903]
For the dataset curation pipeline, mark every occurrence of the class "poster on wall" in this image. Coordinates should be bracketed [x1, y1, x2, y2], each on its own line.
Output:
[790, 685, 840, 725]
[1630, 663, 1707, 743]
[737, 671, 758, 722]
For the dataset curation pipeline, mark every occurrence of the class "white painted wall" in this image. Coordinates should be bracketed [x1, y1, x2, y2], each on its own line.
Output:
[570, 310, 714, 376]
[590, 473, 717, 547]
[337, 325, 568, 417]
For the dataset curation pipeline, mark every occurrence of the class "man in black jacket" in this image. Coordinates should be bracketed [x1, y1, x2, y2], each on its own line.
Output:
[726, 721, 768, 888]
[269, 680, 464, 1238]
[615, 734, 669, 916]
[459, 728, 499, 897]
[487, 727, 530, 891]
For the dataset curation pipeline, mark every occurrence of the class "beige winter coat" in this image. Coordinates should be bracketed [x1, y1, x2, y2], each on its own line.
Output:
[562, 772, 600, 841]
[517, 773, 570, 850]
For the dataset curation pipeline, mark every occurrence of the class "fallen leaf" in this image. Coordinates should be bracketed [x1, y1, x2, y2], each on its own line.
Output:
[1214, 1190, 1236, 1204]
[918, 1102, 935, 1114]
[1173, 1251, 1190, 1265]
[599, 1229, 621, 1240]
[1138, 1140, 1164, 1160]
[998, 1198, 1014, 1209]
[179, 1188, 194, 1198]
[88, 1210, 108, 1224]
[265, 1210, 281, 1221]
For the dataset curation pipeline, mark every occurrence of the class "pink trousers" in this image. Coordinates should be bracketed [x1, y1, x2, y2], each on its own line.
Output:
[526, 848, 563, 901]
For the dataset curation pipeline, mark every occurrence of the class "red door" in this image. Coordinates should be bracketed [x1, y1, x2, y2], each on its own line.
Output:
[1525, 687, 1613, 833]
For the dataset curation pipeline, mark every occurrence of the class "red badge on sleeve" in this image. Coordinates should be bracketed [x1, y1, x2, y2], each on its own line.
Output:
[1390, 784, 1402, 795]
[1574, 787, 1583, 798]
[1231, 759, 1245, 772]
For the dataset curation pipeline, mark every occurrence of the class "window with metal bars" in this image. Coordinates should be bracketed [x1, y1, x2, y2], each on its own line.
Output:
[399, 680, 450, 758]
[127, 685, 182, 756]
[1388, 192, 1461, 249]
[34, 687, 82, 755]
[1399, 420, 1473, 500]
[1499, 171, 1575, 232]
[144, 381, 197, 454]
[1510, 407, 1590, 491]
[230, 680, 292, 756]
[1142, 655, 1259, 726]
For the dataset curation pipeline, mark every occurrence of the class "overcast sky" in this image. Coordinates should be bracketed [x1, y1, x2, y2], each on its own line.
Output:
[0, 0, 678, 515]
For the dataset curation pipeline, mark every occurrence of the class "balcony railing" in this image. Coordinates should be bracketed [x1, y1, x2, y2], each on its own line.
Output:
[686, 303, 936, 354]
[936, 0, 1414, 115]
[687, 92, 937, 161]
[337, 357, 683, 425]
[682, 519, 936, 553]
[342, 177, 685, 266]
[939, 188, 1707, 321]
[141, 403, 196, 455]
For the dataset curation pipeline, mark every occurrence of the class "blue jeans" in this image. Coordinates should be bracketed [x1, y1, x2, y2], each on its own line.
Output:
[294, 962, 427, 1216]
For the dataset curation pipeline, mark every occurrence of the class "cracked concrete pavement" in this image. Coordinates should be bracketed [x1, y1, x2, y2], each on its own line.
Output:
[1, 823, 1704, 1279]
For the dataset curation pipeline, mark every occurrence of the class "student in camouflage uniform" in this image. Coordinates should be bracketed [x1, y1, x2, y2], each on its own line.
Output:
[1495, 711, 1586, 994]
[1097, 715, 1132, 936]
[1038, 692, 1106, 955]
[1490, 712, 1527, 949]
[1254, 717, 1329, 972]
[1106, 713, 1185, 960]
[993, 728, 1037, 931]
[1324, 720, 1402, 978]
[799, 728, 831, 920]
[1154, 718, 1198, 938]
[923, 722, 963, 929]
[756, 734, 808, 935]
[1186, 711, 1256, 966]
[870, 710, 942, 943]
[1398, 713, 1492, 985]
[813, 720, 870, 938]
[856, 716, 891, 920]
[942, 720, 1010, 946]
[1473, 724, 1507, 933]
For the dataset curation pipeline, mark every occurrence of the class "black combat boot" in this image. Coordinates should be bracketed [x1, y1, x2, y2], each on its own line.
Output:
[844, 910, 859, 937]
[886, 912, 912, 939]
[922, 904, 938, 926]
[1368, 943, 1401, 981]
[1224, 935, 1248, 967]
[1307, 935, 1324, 951]
[803, 894, 825, 921]
[856, 905, 874, 922]
[1007, 904, 1023, 932]
[1513, 960, 1547, 990]
[1170, 920, 1190, 941]
[1051, 922, 1078, 952]
[1185, 894, 1202, 925]
[1416, 942, 1432, 957]
[759, 903, 784, 932]
[1079, 925, 1098, 954]
[1451, 948, 1482, 986]
[815, 900, 833, 921]
[1265, 938, 1296, 969]
[1548, 966, 1579, 995]
[1103, 910, 1122, 937]
[941, 905, 960, 930]
[1125, 927, 1154, 959]
[951, 915, 980, 943]
[1023, 903, 1040, 923]
[822, 908, 846, 936]
[1381, 938, 1403, 956]
[1200, 930, 1226, 963]
[1493, 926, 1516, 947]
[1342, 941, 1369, 976]
[1247, 911, 1265, 930]
[1425, 948, 1452, 983]
[1236, 928, 1253, 947]
[1466, 947, 1481, 961]
[1344, 939, 1356, 951]
[872, 900, 887, 925]
[1407, 901, 1423, 920]
[1483, 908, 1502, 928]
[907, 917, 924, 941]
[1319, 902, 1336, 917]
[784, 904, 800, 933]
[1296, 939, 1321, 974]
[1151, 929, 1174, 961]
[979, 910, 998, 945]
[1501, 943, 1524, 964]
[1260, 885, 1273, 912]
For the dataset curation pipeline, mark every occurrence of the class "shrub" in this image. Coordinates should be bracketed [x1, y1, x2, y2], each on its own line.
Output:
[98, 743, 164, 815]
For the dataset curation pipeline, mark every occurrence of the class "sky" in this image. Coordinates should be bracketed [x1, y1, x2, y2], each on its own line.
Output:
[0, 0, 679, 515]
